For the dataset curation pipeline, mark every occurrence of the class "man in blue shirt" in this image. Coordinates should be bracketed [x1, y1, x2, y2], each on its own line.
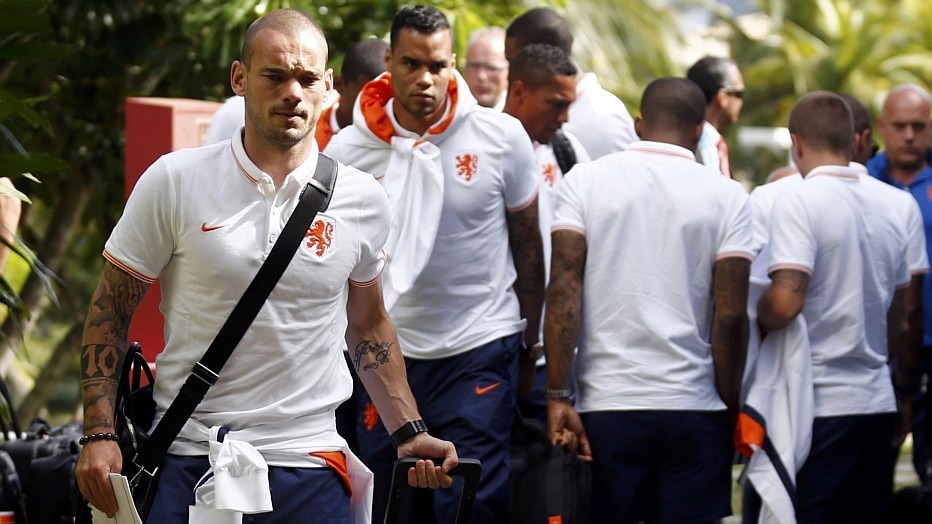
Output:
[867, 83, 932, 481]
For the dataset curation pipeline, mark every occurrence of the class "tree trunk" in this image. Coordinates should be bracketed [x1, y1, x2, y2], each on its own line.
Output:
[0, 175, 94, 397]
[16, 320, 82, 426]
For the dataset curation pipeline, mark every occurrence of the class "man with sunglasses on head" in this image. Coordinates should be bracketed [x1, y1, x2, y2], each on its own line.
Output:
[687, 56, 745, 179]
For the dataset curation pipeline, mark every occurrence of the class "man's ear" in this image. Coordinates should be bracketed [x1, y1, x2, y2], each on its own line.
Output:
[384, 48, 392, 70]
[510, 79, 528, 102]
[691, 121, 704, 143]
[791, 133, 804, 161]
[231, 61, 246, 96]
[634, 116, 644, 139]
[713, 87, 728, 109]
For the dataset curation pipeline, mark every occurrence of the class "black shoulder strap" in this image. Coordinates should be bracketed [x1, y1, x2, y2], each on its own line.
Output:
[551, 130, 578, 175]
[136, 154, 339, 471]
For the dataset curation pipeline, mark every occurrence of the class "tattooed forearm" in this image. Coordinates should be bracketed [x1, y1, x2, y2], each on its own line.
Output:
[81, 343, 122, 379]
[80, 262, 149, 432]
[544, 230, 586, 390]
[711, 258, 751, 412]
[507, 199, 546, 342]
[353, 339, 393, 373]
[82, 377, 118, 432]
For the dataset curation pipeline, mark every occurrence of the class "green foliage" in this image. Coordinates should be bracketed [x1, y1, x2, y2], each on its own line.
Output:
[730, 0, 932, 128]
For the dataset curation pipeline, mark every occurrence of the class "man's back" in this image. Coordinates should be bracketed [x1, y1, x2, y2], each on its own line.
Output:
[769, 168, 909, 416]
[552, 141, 751, 411]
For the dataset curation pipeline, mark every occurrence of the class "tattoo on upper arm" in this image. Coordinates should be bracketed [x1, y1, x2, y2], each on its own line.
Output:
[87, 263, 150, 335]
[353, 339, 392, 372]
[771, 269, 810, 294]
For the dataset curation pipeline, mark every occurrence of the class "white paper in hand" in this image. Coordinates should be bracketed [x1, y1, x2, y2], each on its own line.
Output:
[91, 473, 143, 524]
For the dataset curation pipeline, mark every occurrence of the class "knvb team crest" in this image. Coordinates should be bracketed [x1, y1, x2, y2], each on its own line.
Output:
[454, 151, 480, 184]
[305, 215, 335, 259]
[542, 163, 558, 188]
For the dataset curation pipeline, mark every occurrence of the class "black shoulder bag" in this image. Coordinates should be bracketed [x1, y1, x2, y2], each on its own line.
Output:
[551, 130, 578, 175]
[117, 154, 339, 521]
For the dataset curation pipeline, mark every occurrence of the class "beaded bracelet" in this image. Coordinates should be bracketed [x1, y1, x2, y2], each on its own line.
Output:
[79, 432, 120, 445]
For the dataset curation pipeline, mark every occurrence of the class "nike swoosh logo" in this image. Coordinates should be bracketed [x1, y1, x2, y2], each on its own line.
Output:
[201, 222, 227, 232]
[474, 383, 501, 396]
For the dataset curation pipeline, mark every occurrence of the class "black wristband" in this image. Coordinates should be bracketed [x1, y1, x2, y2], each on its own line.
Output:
[79, 432, 120, 445]
[390, 419, 428, 448]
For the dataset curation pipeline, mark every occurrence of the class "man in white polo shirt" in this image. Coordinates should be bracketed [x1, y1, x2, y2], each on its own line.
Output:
[758, 91, 913, 522]
[545, 77, 753, 522]
[503, 42, 589, 420]
[325, 5, 543, 523]
[75, 9, 456, 522]
[504, 7, 637, 159]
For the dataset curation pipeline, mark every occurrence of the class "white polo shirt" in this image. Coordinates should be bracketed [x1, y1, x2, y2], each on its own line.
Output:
[105, 133, 390, 462]
[563, 73, 637, 159]
[748, 174, 804, 280]
[326, 76, 539, 359]
[552, 140, 754, 412]
[851, 162, 929, 276]
[768, 165, 910, 417]
[536, 132, 590, 285]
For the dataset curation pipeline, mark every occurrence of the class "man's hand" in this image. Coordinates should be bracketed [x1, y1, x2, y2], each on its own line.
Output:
[893, 393, 913, 448]
[397, 432, 459, 489]
[546, 399, 592, 462]
[75, 440, 123, 517]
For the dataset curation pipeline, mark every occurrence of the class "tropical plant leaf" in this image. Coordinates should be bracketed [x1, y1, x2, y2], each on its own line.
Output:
[0, 153, 67, 180]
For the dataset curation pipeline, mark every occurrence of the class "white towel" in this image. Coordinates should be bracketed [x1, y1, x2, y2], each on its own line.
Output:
[332, 70, 478, 310]
[189, 426, 272, 523]
[739, 313, 814, 524]
[380, 136, 444, 308]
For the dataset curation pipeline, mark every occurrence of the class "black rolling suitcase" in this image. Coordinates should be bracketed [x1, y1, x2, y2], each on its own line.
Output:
[383, 458, 481, 524]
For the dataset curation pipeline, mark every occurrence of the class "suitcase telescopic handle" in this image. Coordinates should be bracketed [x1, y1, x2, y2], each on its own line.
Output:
[384, 457, 482, 524]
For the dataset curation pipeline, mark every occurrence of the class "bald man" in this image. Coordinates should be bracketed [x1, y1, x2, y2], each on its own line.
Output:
[867, 84, 932, 482]
[758, 92, 911, 522]
[462, 27, 509, 110]
[545, 77, 752, 522]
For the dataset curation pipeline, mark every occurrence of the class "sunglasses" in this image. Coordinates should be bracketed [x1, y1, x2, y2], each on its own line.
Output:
[721, 86, 744, 100]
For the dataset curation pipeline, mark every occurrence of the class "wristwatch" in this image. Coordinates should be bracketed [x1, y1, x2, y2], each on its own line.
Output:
[543, 388, 574, 402]
[390, 419, 429, 448]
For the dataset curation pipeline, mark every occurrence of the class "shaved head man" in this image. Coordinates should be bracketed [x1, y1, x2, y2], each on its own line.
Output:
[867, 83, 932, 484]
[545, 77, 752, 522]
[463, 27, 509, 110]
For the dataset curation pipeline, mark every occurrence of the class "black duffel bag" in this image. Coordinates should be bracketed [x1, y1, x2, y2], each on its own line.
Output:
[509, 416, 591, 524]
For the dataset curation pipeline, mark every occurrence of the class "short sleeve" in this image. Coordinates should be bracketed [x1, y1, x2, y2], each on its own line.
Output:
[904, 197, 930, 275]
[348, 169, 390, 285]
[501, 117, 540, 211]
[103, 156, 177, 282]
[717, 185, 754, 260]
[551, 166, 587, 235]
[768, 189, 815, 276]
